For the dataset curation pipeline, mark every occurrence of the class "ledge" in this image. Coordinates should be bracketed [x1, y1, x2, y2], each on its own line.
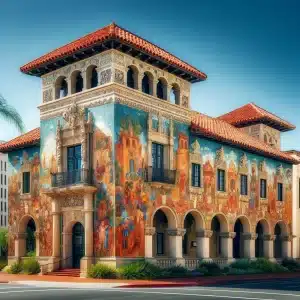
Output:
[42, 184, 97, 197]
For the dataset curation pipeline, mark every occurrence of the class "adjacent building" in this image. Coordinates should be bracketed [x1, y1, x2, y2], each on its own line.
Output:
[0, 151, 8, 229]
[0, 23, 298, 276]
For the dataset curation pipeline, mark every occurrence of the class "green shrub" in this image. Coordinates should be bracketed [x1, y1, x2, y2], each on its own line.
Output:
[250, 258, 288, 273]
[226, 268, 262, 275]
[26, 251, 36, 258]
[88, 263, 117, 279]
[23, 258, 40, 275]
[198, 261, 222, 275]
[0, 260, 7, 271]
[9, 262, 23, 274]
[281, 258, 300, 271]
[2, 265, 11, 273]
[118, 261, 163, 280]
[230, 259, 252, 270]
[161, 265, 192, 278]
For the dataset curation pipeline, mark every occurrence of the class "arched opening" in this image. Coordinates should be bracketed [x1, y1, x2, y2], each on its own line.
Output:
[170, 84, 180, 105]
[233, 219, 244, 258]
[72, 222, 85, 268]
[71, 71, 84, 94]
[153, 210, 168, 256]
[55, 76, 68, 99]
[142, 73, 150, 95]
[274, 223, 282, 258]
[255, 220, 268, 258]
[86, 65, 98, 89]
[26, 218, 36, 256]
[127, 66, 138, 89]
[210, 216, 221, 258]
[157, 78, 167, 100]
[183, 213, 196, 257]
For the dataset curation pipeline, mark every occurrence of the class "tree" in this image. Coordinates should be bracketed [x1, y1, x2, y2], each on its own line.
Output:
[0, 94, 24, 133]
[0, 228, 8, 257]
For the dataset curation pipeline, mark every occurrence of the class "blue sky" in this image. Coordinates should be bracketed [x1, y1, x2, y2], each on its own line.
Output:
[0, 0, 299, 150]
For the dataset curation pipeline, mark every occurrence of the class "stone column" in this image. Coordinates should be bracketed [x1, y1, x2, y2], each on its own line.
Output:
[15, 233, 27, 259]
[263, 234, 275, 260]
[282, 235, 292, 258]
[220, 232, 236, 261]
[167, 229, 186, 265]
[34, 231, 40, 257]
[67, 77, 72, 95]
[153, 79, 158, 97]
[81, 192, 94, 277]
[196, 230, 213, 259]
[242, 233, 257, 259]
[50, 198, 61, 271]
[137, 73, 142, 91]
[166, 84, 172, 102]
[96, 67, 102, 86]
[81, 70, 87, 91]
[145, 227, 156, 260]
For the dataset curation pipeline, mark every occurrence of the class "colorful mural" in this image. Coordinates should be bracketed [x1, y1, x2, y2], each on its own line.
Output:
[8, 147, 52, 256]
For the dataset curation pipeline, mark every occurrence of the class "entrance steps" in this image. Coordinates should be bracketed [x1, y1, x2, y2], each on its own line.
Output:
[47, 268, 81, 278]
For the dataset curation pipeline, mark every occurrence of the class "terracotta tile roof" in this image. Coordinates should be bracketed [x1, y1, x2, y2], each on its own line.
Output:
[218, 103, 295, 132]
[20, 23, 207, 81]
[191, 114, 299, 164]
[0, 128, 40, 153]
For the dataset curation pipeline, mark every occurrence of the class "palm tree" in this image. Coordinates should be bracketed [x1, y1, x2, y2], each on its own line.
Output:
[0, 94, 24, 133]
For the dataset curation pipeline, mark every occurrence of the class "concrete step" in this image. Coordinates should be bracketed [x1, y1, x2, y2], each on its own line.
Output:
[47, 268, 81, 277]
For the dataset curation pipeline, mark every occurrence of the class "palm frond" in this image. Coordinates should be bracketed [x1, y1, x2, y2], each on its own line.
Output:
[0, 94, 25, 133]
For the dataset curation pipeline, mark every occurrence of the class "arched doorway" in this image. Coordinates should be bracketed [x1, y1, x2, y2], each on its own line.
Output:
[153, 210, 168, 256]
[183, 213, 195, 257]
[274, 223, 282, 258]
[72, 223, 85, 268]
[26, 218, 36, 256]
[255, 221, 265, 258]
[210, 216, 221, 258]
[233, 219, 243, 258]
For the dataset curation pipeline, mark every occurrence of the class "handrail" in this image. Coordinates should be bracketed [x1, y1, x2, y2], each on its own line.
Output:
[40, 256, 73, 273]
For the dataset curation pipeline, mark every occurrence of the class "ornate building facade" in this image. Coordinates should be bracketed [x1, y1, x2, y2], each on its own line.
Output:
[0, 23, 298, 276]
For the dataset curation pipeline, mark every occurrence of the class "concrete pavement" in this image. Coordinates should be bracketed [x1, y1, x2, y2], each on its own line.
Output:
[2, 280, 300, 300]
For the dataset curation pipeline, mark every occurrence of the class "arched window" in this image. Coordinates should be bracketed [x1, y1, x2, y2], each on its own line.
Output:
[127, 66, 137, 89]
[55, 76, 68, 99]
[71, 71, 83, 94]
[157, 78, 167, 100]
[86, 65, 98, 89]
[142, 73, 150, 94]
[170, 84, 180, 105]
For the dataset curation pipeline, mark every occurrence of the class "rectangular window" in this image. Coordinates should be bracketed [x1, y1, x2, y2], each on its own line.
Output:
[0, 215, 2, 227]
[277, 183, 283, 201]
[0, 174, 2, 185]
[67, 145, 82, 171]
[156, 232, 164, 255]
[4, 162, 6, 172]
[4, 175, 6, 185]
[192, 163, 201, 187]
[0, 161, 2, 171]
[0, 188, 2, 199]
[260, 179, 267, 198]
[240, 174, 248, 195]
[4, 202, 6, 213]
[4, 189, 6, 199]
[152, 143, 164, 180]
[0, 202, 2, 212]
[4, 216, 6, 226]
[22, 172, 31, 194]
[217, 169, 225, 192]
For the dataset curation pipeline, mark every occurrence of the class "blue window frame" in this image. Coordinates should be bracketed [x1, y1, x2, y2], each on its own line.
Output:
[152, 143, 164, 179]
[240, 174, 248, 195]
[67, 145, 82, 171]
[277, 183, 283, 201]
[192, 163, 201, 187]
[217, 169, 225, 192]
[260, 179, 267, 198]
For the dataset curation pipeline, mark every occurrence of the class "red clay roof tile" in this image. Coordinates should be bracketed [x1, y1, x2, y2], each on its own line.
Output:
[191, 114, 299, 164]
[218, 102, 295, 131]
[20, 23, 207, 81]
[0, 128, 40, 153]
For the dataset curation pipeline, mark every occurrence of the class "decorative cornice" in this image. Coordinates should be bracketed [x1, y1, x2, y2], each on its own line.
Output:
[263, 234, 276, 241]
[219, 232, 236, 239]
[167, 229, 186, 236]
[242, 232, 257, 240]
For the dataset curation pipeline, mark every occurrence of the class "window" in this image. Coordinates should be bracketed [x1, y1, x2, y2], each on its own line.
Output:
[129, 159, 135, 173]
[0, 174, 2, 185]
[57, 77, 68, 99]
[157, 80, 165, 99]
[0, 202, 2, 211]
[0, 215, 2, 227]
[67, 145, 82, 171]
[4, 162, 6, 172]
[4, 216, 6, 226]
[127, 67, 135, 89]
[122, 228, 129, 249]
[152, 143, 164, 180]
[142, 73, 150, 94]
[4, 202, 6, 213]
[0, 188, 2, 199]
[4, 189, 6, 199]
[22, 172, 31, 194]
[75, 72, 83, 93]
[240, 174, 248, 195]
[0, 161, 2, 171]
[217, 169, 225, 192]
[192, 163, 201, 187]
[156, 232, 164, 255]
[277, 183, 283, 201]
[91, 67, 98, 88]
[4, 175, 6, 185]
[260, 179, 267, 198]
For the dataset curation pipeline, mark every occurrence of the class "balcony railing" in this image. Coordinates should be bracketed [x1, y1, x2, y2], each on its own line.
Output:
[143, 167, 176, 185]
[51, 168, 94, 188]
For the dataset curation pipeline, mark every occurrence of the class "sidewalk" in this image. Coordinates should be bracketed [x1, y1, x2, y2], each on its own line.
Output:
[1, 272, 300, 288]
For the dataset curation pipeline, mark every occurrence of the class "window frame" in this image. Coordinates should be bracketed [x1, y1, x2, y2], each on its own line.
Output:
[217, 168, 226, 192]
[240, 174, 248, 196]
[277, 182, 283, 202]
[22, 171, 31, 194]
[260, 178, 267, 199]
[191, 163, 201, 188]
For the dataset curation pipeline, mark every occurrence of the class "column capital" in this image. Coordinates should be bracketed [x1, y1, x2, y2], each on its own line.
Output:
[15, 233, 27, 240]
[34, 231, 41, 239]
[196, 230, 213, 238]
[263, 234, 276, 241]
[220, 232, 236, 239]
[145, 227, 156, 236]
[242, 232, 257, 240]
[51, 212, 61, 216]
[282, 235, 293, 242]
[167, 228, 186, 236]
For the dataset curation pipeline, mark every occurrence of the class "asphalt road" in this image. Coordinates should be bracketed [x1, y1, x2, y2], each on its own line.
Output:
[2, 279, 300, 300]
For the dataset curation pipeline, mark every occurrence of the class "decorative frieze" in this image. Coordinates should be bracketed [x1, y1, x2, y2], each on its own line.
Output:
[43, 89, 53, 103]
[196, 230, 213, 238]
[259, 160, 267, 173]
[167, 229, 186, 236]
[61, 195, 84, 207]
[62, 102, 85, 130]
[242, 232, 257, 240]
[114, 69, 125, 84]
[263, 234, 275, 241]
[219, 232, 236, 239]
[100, 69, 112, 85]
[181, 95, 189, 108]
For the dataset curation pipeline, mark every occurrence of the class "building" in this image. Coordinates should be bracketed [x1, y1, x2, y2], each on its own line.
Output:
[0, 23, 298, 276]
[0, 151, 8, 229]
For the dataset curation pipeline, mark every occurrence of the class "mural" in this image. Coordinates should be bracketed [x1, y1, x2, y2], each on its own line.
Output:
[8, 147, 52, 256]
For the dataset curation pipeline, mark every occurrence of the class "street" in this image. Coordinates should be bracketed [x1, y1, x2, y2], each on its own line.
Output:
[2, 279, 300, 300]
